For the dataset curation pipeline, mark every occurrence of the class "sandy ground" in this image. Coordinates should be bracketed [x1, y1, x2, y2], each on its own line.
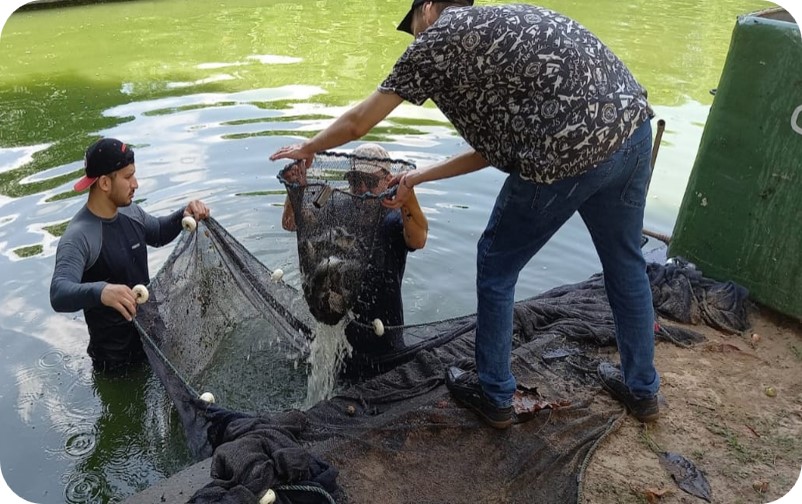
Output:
[582, 306, 802, 504]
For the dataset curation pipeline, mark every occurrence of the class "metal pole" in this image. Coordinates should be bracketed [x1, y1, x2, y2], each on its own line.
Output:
[643, 119, 670, 245]
[649, 119, 666, 176]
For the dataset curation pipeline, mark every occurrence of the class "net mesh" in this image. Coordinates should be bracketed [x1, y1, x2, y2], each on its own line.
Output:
[278, 150, 414, 328]
[133, 212, 750, 503]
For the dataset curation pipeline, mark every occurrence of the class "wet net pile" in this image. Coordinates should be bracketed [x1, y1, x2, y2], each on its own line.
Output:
[133, 211, 750, 503]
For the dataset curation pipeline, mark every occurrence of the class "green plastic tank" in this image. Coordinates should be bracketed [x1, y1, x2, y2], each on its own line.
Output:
[669, 7, 802, 319]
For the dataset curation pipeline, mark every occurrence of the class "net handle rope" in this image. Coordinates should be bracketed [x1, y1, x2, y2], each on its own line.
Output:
[274, 484, 336, 504]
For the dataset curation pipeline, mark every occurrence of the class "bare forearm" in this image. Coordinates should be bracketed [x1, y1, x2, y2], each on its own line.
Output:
[281, 196, 297, 231]
[405, 149, 489, 187]
[401, 191, 428, 250]
[277, 91, 404, 157]
[302, 109, 364, 153]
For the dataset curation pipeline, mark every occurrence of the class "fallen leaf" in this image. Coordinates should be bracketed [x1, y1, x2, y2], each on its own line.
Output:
[644, 487, 672, 503]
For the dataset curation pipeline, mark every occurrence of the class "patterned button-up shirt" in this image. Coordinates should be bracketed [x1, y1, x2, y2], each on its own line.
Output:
[379, 4, 653, 184]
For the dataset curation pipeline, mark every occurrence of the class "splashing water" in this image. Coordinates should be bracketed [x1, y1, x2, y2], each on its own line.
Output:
[305, 320, 353, 407]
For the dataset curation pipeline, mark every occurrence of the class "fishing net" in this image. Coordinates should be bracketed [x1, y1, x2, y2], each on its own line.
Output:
[278, 148, 437, 378]
[278, 150, 412, 326]
[130, 212, 751, 504]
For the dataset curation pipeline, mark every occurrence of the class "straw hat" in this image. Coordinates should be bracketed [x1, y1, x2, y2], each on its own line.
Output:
[351, 143, 391, 174]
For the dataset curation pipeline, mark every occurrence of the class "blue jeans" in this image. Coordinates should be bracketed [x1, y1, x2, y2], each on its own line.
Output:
[475, 121, 660, 407]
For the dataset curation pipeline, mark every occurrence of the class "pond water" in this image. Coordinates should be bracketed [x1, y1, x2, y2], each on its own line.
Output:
[0, 0, 776, 502]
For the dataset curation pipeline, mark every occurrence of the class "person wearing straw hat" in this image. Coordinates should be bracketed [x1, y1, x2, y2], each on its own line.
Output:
[282, 144, 428, 370]
[50, 137, 210, 371]
[271, 1, 659, 427]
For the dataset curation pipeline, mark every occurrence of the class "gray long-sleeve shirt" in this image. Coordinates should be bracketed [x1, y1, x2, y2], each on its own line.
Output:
[50, 202, 183, 363]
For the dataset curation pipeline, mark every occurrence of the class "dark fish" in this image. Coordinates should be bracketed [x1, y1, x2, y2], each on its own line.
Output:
[658, 451, 712, 502]
[299, 227, 363, 325]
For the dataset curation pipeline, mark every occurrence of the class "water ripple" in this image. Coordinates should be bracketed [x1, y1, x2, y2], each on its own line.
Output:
[63, 427, 97, 459]
[63, 471, 105, 504]
[37, 349, 66, 368]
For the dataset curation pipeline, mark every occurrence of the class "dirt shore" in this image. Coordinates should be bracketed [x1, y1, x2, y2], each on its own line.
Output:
[582, 307, 802, 503]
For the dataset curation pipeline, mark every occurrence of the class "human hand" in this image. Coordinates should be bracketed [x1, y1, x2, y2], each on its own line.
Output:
[282, 162, 308, 186]
[270, 143, 315, 170]
[184, 200, 210, 220]
[383, 172, 414, 209]
[100, 284, 138, 321]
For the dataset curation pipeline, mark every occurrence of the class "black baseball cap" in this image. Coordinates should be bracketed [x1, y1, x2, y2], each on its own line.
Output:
[397, 0, 474, 35]
[74, 138, 135, 191]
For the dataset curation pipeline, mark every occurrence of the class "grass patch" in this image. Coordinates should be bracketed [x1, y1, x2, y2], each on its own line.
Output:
[706, 422, 759, 464]
[222, 114, 332, 126]
[13, 244, 43, 258]
[638, 425, 663, 454]
[43, 221, 70, 237]
[143, 101, 238, 116]
[235, 190, 286, 197]
[223, 125, 428, 143]
[45, 190, 80, 202]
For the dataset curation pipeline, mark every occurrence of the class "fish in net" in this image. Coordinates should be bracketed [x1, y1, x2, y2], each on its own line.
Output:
[278, 146, 413, 328]
[278, 146, 437, 379]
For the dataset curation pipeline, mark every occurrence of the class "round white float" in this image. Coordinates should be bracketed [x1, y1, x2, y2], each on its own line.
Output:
[270, 268, 284, 282]
[259, 489, 276, 504]
[373, 318, 384, 336]
[199, 392, 215, 404]
[182, 215, 197, 232]
[132, 284, 149, 304]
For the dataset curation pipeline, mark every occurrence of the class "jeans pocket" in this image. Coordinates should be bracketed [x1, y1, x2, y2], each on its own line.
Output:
[620, 139, 652, 208]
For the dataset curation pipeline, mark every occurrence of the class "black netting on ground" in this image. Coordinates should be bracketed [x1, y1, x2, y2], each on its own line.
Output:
[135, 218, 750, 504]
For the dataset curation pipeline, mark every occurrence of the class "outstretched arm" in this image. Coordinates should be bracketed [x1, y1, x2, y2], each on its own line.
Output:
[280, 162, 307, 232]
[384, 149, 490, 209]
[139, 200, 211, 246]
[270, 91, 404, 167]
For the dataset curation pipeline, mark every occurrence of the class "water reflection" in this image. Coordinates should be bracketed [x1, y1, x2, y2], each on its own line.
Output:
[1, 0, 770, 197]
[54, 363, 189, 503]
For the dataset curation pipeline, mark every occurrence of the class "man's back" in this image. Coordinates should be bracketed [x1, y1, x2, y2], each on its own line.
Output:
[381, 3, 652, 182]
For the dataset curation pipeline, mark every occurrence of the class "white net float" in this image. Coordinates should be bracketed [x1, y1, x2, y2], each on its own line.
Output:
[270, 268, 284, 282]
[259, 489, 276, 504]
[199, 392, 215, 404]
[132, 284, 149, 304]
[182, 215, 197, 232]
[373, 318, 384, 336]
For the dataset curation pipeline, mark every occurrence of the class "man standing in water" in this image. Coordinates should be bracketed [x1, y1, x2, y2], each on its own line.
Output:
[271, 1, 659, 427]
[50, 138, 210, 371]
